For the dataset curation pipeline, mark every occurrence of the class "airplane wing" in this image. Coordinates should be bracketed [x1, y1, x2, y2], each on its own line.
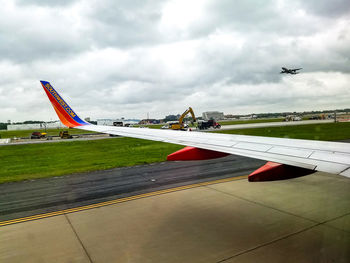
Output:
[40, 81, 350, 178]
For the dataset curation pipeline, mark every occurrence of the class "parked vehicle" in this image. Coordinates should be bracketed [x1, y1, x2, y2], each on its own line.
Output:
[31, 132, 47, 139]
[198, 119, 221, 130]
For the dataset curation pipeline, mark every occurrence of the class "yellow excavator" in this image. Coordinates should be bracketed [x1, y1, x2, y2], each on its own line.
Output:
[169, 107, 197, 130]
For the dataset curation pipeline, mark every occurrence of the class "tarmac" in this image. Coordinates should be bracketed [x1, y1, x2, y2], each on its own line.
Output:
[0, 155, 264, 221]
[0, 171, 349, 263]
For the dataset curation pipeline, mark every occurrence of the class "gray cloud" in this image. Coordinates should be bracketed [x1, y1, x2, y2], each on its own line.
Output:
[299, 0, 350, 18]
[85, 0, 163, 48]
[15, 0, 77, 7]
[0, 0, 349, 122]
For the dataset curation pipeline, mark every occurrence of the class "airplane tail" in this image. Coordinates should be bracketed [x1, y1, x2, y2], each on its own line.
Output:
[40, 81, 90, 128]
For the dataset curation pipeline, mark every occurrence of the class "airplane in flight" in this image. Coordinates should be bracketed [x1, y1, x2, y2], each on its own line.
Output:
[40, 80, 350, 181]
[280, 67, 302, 74]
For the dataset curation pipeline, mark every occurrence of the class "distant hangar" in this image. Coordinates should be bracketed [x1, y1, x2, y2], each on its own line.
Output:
[202, 111, 224, 121]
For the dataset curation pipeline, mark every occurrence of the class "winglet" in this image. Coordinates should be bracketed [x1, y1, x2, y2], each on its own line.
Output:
[40, 81, 89, 128]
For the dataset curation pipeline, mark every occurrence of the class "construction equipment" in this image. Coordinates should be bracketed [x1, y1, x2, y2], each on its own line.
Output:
[113, 121, 123, 126]
[198, 119, 221, 130]
[59, 130, 73, 139]
[169, 107, 197, 130]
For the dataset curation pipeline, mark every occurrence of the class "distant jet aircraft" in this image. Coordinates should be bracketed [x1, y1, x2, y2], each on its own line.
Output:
[280, 67, 302, 74]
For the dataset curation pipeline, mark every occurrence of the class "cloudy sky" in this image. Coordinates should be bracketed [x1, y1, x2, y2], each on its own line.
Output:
[0, 0, 349, 122]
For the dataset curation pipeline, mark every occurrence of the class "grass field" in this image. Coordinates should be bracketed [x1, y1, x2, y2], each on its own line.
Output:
[1, 122, 349, 184]
[215, 122, 350, 141]
[219, 118, 284, 125]
[0, 138, 182, 184]
[0, 128, 97, 139]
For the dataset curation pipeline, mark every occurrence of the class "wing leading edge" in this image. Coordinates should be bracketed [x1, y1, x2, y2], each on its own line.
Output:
[40, 81, 350, 178]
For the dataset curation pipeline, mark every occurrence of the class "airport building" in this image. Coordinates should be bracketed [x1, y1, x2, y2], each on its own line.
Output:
[97, 119, 139, 126]
[7, 121, 64, 131]
[202, 111, 224, 121]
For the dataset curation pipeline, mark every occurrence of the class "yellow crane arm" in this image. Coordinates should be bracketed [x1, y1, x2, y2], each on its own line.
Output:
[178, 107, 196, 124]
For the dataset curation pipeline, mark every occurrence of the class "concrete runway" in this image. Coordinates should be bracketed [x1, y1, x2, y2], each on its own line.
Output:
[0, 170, 349, 263]
[0, 155, 264, 222]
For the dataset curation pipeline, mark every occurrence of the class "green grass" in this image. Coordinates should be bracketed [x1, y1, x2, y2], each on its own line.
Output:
[141, 124, 164, 129]
[0, 138, 182, 184]
[0, 128, 97, 139]
[216, 122, 350, 141]
[219, 118, 284, 125]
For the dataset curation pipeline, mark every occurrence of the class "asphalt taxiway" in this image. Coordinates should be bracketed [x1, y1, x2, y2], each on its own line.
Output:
[0, 155, 264, 222]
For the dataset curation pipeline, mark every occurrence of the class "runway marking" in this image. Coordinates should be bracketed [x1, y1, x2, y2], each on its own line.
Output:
[0, 175, 247, 227]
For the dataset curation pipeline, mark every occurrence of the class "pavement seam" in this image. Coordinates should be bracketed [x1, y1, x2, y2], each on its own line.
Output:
[317, 211, 350, 234]
[206, 185, 350, 234]
[216, 220, 350, 263]
[205, 185, 319, 224]
[64, 214, 94, 263]
[215, 223, 322, 263]
[206, 186, 350, 262]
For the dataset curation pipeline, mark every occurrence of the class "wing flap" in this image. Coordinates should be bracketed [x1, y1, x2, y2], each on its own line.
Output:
[234, 142, 272, 152]
[340, 168, 350, 178]
[309, 151, 350, 164]
[268, 146, 312, 158]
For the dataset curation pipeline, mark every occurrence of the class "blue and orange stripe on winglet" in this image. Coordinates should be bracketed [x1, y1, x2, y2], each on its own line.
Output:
[40, 81, 89, 128]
